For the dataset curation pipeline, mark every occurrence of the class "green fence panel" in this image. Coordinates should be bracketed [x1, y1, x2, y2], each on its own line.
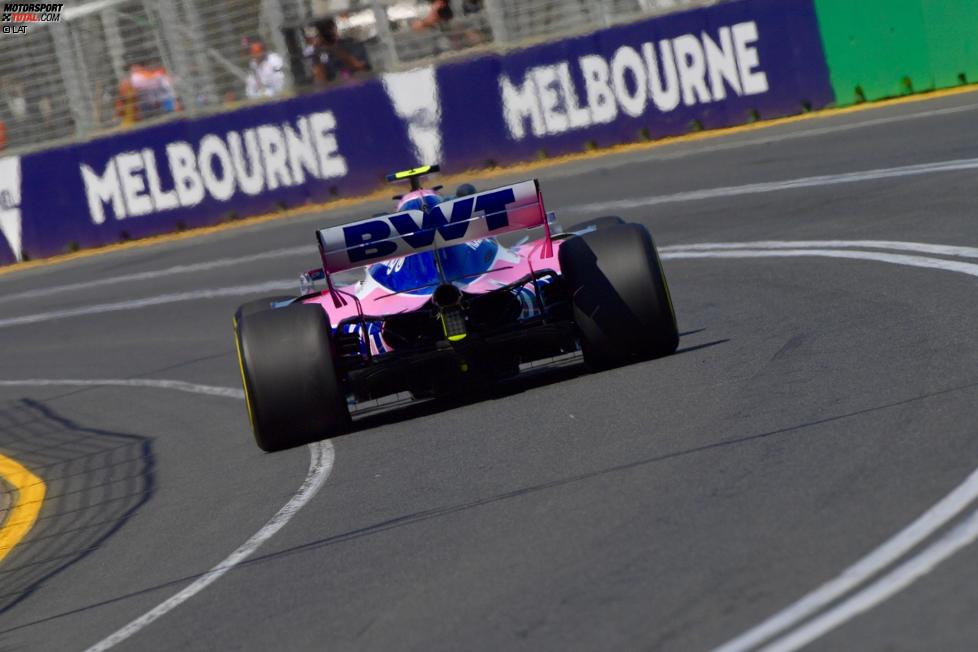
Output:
[814, 0, 932, 105]
[921, 0, 978, 87]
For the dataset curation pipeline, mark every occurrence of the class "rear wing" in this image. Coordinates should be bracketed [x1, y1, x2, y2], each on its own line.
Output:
[316, 179, 551, 276]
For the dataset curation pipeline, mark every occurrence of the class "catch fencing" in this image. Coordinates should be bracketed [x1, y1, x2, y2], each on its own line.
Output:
[0, 0, 834, 265]
[0, 0, 716, 155]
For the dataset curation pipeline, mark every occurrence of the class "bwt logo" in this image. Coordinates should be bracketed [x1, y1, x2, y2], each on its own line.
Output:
[500, 21, 769, 140]
[343, 188, 516, 263]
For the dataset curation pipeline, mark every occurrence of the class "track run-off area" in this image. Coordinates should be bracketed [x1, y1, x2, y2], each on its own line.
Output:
[1, 89, 978, 651]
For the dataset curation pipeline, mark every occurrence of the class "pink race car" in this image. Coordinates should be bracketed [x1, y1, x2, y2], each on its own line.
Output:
[233, 166, 678, 451]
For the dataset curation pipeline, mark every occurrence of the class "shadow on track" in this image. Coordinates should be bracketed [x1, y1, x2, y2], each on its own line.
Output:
[0, 331, 727, 634]
[347, 332, 725, 435]
[0, 399, 155, 617]
[16, 364, 974, 640]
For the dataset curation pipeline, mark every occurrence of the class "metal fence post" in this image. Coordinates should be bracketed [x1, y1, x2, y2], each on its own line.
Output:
[152, 0, 196, 113]
[482, 0, 509, 44]
[594, 1, 612, 27]
[50, 21, 92, 136]
[181, 0, 219, 107]
[262, 0, 294, 92]
[371, 0, 400, 71]
[100, 8, 127, 83]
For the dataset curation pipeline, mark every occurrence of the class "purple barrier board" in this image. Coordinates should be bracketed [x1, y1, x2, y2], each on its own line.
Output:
[0, 0, 832, 266]
[438, 0, 834, 169]
[0, 79, 423, 264]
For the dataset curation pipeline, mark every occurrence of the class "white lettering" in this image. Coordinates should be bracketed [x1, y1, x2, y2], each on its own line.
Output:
[166, 141, 205, 207]
[644, 41, 680, 112]
[500, 74, 544, 140]
[733, 22, 768, 95]
[284, 117, 320, 185]
[257, 125, 292, 190]
[556, 62, 591, 129]
[116, 151, 153, 217]
[81, 160, 124, 224]
[228, 130, 264, 196]
[532, 66, 568, 134]
[142, 148, 178, 212]
[309, 111, 347, 179]
[704, 27, 741, 101]
[580, 55, 617, 125]
[198, 135, 236, 201]
[611, 46, 648, 118]
[673, 35, 711, 106]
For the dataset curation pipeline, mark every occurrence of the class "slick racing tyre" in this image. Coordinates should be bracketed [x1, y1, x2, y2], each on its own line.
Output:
[235, 303, 350, 452]
[559, 223, 679, 370]
[573, 215, 625, 231]
[234, 295, 294, 322]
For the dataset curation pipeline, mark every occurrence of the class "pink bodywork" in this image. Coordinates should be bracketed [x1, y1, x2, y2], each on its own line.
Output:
[301, 238, 566, 328]
[301, 186, 565, 329]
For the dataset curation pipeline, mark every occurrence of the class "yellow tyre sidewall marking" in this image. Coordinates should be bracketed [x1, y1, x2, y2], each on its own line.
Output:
[233, 317, 257, 431]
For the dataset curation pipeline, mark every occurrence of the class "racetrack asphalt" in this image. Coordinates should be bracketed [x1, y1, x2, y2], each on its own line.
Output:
[2, 89, 978, 651]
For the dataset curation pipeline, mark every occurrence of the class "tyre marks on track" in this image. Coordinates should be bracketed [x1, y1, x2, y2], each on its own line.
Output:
[4, 240, 978, 650]
[654, 241, 978, 651]
[0, 379, 333, 651]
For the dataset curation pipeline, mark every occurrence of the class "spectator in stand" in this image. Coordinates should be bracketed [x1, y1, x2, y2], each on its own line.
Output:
[245, 39, 287, 99]
[309, 18, 368, 85]
[115, 61, 178, 125]
[412, 0, 453, 31]
[412, 0, 484, 48]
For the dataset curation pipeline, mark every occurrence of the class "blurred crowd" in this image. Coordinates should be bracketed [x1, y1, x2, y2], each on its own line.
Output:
[0, 0, 491, 149]
[0, 75, 60, 151]
[114, 61, 179, 125]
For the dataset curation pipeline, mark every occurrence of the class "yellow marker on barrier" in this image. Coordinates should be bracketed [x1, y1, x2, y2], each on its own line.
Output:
[0, 452, 46, 564]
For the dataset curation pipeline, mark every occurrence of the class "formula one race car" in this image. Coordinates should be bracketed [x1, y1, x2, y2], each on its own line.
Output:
[234, 165, 678, 451]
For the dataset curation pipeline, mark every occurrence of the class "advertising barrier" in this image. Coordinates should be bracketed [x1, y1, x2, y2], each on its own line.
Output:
[0, 81, 420, 264]
[439, 0, 833, 170]
[814, 0, 978, 105]
[0, 0, 834, 266]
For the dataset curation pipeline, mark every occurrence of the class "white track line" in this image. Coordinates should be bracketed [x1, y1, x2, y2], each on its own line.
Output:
[650, 244, 978, 651]
[0, 378, 245, 400]
[708, 461, 978, 652]
[662, 240, 978, 260]
[0, 245, 315, 306]
[6, 242, 978, 650]
[4, 241, 978, 332]
[569, 157, 978, 213]
[546, 102, 978, 181]
[0, 378, 334, 651]
[662, 248, 978, 280]
[85, 439, 334, 652]
[0, 279, 294, 329]
[758, 508, 978, 652]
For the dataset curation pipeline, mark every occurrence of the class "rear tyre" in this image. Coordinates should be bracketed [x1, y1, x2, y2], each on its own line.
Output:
[234, 295, 294, 322]
[573, 215, 625, 231]
[234, 304, 350, 452]
[559, 223, 678, 370]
